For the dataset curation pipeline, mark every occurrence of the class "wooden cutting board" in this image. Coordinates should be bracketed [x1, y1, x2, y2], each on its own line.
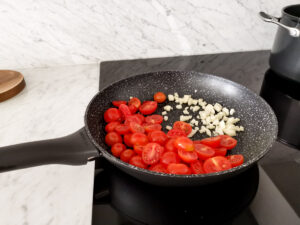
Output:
[0, 70, 26, 102]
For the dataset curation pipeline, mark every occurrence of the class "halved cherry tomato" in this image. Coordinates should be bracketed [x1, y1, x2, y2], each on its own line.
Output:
[133, 145, 144, 155]
[203, 156, 232, 173]
[194, 143, 215, 160]
[131, 133, 148, 146]
[149, 163, 168, 173]
[160, 152, 180, 166]
[124, 134, 133, 147]
[154, 92, 166, 103]
[190, 160, 205, 174]
[105, 121, 120, 133]
[136, 114, 145, 123]
[128, 105, 138, 114]
[193, 140, 202, 144]
[129, 122, 145, 133]
[105, 132, 122, 146]
[120, 149, 135, 162]
[124, 115, 142, 125]
[220, 135, 237, 149]
[174, 137, 194, 151]
[143, 123, 162, 133]
[145, 115, 163, 124]
[167, 163, 191, 175]
[112, 101, 127, 107]
[118, 104, 132, 118]
[214, 147, 227, 156]
[130, 155, 147, 169]
[173, 121, 192, 136]
[111, 143, 126, 157]
[167, 129, 187, 138]
[178, 148, 198, 163]
[142, 143, 162, 165]
[148, 130, 168, 145]
[139, 101, 158, 115]
[115, 124, 130, 135]
[227, 154, 244, 167]
[129, 97, 141, 109]
[104, 108, 122, 123]
[165, 139, 177, 152]
[198, 136, 221, 148]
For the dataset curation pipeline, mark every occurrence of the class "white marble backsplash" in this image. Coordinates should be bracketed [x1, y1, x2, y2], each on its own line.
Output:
[0, 0, 298, 69]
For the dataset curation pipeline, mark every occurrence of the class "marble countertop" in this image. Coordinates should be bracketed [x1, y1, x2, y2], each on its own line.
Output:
[0, 64, 100, 225]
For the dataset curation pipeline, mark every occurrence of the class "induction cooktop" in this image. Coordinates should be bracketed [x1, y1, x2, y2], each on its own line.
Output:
[92, 51, 300, 225]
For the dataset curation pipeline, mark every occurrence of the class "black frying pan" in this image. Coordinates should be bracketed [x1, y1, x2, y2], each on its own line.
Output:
[0, 71, 278, 186]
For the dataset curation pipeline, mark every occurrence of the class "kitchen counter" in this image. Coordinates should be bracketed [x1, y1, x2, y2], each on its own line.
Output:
[0, 64, 100, 225]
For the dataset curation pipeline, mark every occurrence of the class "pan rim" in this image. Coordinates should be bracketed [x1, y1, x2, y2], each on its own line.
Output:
[84, 70, 278, 179]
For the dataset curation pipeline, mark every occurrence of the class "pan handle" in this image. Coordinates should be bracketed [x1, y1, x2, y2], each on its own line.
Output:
[0, 127, 100, 172]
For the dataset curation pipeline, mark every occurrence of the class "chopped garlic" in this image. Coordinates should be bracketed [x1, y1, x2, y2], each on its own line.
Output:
[193, 106, 200, 112]
[206, 128, 212, 136]
[199, 126, 206, 134]
[188, 127, 199, 138]
[168, 94, 175, 101]
[222, 107, 229, 116]
[206, 124, 215, 129]
[230, 108, 235, 115]
[164, 116, 168, 121]
[166, 125, 172, 130]
[180, 115, 192, 122]
[162, 111, 167, 115]
[214, 103, 222, 112]
[183, 107, 189, 115]
[176, 105, 183, 109]
[164, 105, 173, 111]
[188, 98, 193, 106]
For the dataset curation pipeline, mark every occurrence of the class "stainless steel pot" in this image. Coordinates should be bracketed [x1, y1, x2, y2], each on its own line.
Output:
[260, 5, 300, 83]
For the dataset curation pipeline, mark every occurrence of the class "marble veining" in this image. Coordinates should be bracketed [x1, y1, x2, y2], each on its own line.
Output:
[0, 0, 299, 69]
[0, 64, 99, 225]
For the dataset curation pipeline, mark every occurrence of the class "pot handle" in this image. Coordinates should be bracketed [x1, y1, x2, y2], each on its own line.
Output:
[0, 127, 100, 172]
[259, 11, 300, 37]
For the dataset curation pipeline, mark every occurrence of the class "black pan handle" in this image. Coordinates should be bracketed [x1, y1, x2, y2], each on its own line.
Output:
[0, 127, 100, 172]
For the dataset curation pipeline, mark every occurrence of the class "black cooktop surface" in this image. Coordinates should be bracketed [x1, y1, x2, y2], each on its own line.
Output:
[93, 51, 300, 225]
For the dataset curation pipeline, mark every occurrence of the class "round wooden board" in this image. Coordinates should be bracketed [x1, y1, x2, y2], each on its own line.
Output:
[0, 70, 26, 102]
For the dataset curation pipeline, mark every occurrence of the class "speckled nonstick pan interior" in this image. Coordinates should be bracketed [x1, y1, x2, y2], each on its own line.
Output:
[85, 71, 278, 186]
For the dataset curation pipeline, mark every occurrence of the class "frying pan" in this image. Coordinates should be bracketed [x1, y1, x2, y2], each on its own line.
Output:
[0, 71, 278, 186]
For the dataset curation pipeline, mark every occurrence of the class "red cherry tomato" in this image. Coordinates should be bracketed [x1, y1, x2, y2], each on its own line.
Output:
[194, 143, 215, 160]
[129, 122, 145, 133]
[119, 104, 132, 118]
[148, 130, 168, 145]
[124, 115, 142, 125]
[120, 149, 135, 162]
[142, 143, 162, 165]
[105, 121, 120, 133]
[112, 101, 127, 107]
[190, 160, 205, 174]
[133, 145, 144, 155]
[136, 114, 145, 123]
[143, 123, 162, 133]
[129, 155, 147, 169]
[111, 143, 126, 157]
[145, 115, 163, 124]
[153, 92, 166, 103]
[220, 135, 237, 149]
[131, 133, 148, 146]
[165, 138, 177, 152]
[177, 148, 198, 163]
[214, 147, 227, 156]
[124, 134, 133, 147]
[149, 163, 168, 173]
[193, 140, 202, 144]
[174, 137, 194, 151]
[167, 163, 191, 175]
[115, 124, 130, 135]
[173, 121, 192, 136]
[104, 108, 122, 123]
[105, 132, 122, 146]
[160, 152, 180, 166]
[227, 154, 244, 167]
[128, 105, 138, 114]
[139, 101, 158, 115]
[198, 136, 221, 148]
[167, 129, 187, 138]
[203, 156, 232, 173]
[129, 97, 141, 109]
